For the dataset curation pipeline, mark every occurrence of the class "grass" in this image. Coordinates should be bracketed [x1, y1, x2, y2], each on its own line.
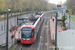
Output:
[70, 17, 75, 21]
[10, 44, 18, 50]
[52, 12, 56, 17]
[53, 45, 55, 50]
[0, 45, 1, 47]
[53, 48, 55, 50]
[44, 12, 49, 14]
[44, 12, 47, 14]
[0, 12, 32, 21]
[52, 13, 55, 16]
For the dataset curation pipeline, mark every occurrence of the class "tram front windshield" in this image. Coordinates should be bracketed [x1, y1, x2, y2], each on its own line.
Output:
[21, 28, 32, 39]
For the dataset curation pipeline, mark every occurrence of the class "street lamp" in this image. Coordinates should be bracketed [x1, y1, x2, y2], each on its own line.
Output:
[4, 14, 5, 31]
[55, 12, 58, 50]
[6, 9, 11, 50]
[8, 9, 11, 12]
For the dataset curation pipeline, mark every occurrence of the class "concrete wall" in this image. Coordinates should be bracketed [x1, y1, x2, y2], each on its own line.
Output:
[0, 31, 12, 49]
[57, 29, 75, 50]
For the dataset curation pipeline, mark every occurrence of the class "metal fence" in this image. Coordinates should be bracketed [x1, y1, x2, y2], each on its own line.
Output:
[65, 14, 75, 29]
[0, 31, 6, 45]
[0, 30, 14, 49]
[0, 24, 7, 31]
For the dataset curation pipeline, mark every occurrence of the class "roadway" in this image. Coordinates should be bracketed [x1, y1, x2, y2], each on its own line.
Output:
[0, 13, 31, 31]
[15, 12, 53, 50]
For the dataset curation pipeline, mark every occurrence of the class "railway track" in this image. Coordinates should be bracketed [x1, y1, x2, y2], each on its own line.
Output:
[15, 43, 22, 50]
[15, 23, 43, 50]
[37, 13, 51, 50]
[20, 44, 33, 50]
[14, 13, 52, 50]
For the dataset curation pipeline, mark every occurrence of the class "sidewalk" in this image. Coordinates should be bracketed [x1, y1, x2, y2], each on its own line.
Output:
[10, 27, 21, 44]
[8, 27, 21, 49]
[15, 27, 21, 40]
[50, 17, 63, 41]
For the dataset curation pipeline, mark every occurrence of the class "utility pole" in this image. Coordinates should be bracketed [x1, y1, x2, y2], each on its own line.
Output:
[6, 12, 9, 50]
[69, 15, 70, 29]
[55, 12, 58, 50]
[17, 17, 18, 26]
[4, 14, 5, 31]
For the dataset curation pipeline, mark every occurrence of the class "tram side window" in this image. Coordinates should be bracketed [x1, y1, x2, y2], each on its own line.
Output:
[32, 29, 34, 36]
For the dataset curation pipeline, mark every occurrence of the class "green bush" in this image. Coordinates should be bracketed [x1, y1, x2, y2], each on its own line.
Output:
[35, 11, 38, 15]
[61, 15, 67, 27]
[0, 10, 8, 15]
[52, 12, 56, 17]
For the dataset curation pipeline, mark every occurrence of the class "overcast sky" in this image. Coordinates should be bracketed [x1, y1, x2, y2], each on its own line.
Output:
[49, 0, 67, 5]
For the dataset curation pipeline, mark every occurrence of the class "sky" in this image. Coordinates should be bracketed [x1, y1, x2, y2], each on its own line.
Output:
[49, 0, 67, 5]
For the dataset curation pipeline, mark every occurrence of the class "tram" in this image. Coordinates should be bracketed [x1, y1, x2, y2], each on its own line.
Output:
[35, 12, 44, 25]
[20, 17, 40, 44]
